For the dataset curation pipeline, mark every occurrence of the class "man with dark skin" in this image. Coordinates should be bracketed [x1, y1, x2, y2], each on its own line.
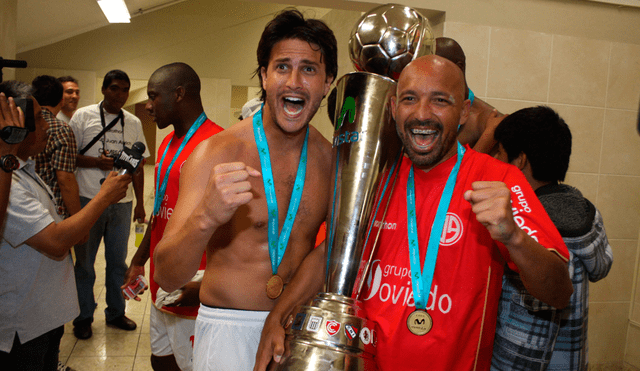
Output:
[253, 55, 572, 371]
[154, 10, 337, 371]
[436, 37, 506, 154]
[69, 70, 149, 340]
[123, 62, 223, 371]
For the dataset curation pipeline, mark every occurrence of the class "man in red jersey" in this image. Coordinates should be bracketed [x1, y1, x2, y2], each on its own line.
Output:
[123, 63, 223, 371]
[254, 55, 573, 371]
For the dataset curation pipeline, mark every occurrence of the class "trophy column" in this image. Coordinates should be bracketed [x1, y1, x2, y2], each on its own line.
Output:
[269, 72, 399, 371]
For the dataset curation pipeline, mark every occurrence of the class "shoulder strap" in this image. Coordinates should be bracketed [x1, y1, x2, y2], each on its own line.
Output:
[79, 106, 123, 155]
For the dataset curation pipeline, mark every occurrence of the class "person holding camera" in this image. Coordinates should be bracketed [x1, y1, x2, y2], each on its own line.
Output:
[0, 90, 26, 231]
[0, 80, 132, 370]
[68, 70, 149, 340]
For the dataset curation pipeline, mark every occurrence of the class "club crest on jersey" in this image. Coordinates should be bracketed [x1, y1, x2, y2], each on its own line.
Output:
[325, 320, 341, 336]
[440, 212, 463, 246]
[345, 324, 358, 340]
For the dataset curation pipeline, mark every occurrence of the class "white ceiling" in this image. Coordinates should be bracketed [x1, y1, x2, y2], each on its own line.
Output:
[16, 0, 188, 53]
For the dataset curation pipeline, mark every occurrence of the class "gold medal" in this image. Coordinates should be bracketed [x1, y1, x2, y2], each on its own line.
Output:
[266, 274, 284, 299]
[407, 310, 432, 336]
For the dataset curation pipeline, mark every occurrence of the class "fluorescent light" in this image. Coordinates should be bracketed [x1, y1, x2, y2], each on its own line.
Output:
[97, 0, 131, 23]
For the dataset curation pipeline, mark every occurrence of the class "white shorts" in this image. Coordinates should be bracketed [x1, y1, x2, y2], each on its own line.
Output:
[150, 305, 197, 371]
[193, 305, 269, 371]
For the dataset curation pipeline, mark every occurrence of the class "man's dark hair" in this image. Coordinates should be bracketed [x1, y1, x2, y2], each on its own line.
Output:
[0, 80, 33, 100]
[494, 105, 572, 182]
[32, 75, 63, 107]
[327, 87, 337, 126]
[102, 69, 130, 90]
[254, 9, 338, 102]
[58, 76, 78, 85]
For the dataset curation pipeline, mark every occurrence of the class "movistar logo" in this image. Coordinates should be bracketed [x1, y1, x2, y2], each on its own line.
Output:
[332, 96, 360, 148]
[333, 131, 359, 147]
[335, 96, 356, 130]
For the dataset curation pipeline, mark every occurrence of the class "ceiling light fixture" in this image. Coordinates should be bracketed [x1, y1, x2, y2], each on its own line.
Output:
[97, 0, 131, 23]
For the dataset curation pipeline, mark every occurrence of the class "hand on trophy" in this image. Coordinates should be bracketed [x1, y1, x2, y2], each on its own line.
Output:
[202, 162, 261, 228]
[253, 314, 286, 371]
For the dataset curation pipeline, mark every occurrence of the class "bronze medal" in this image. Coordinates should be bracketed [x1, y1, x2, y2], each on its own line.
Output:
[407, 310, 432, 336]
[266, 274, 284, 299]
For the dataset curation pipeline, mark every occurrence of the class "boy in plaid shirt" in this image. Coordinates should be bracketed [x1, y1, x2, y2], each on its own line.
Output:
[491, 106, 613, 371]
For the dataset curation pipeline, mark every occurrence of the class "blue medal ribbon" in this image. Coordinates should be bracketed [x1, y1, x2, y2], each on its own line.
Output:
[253, 105, 308, 276]
[153, 112, 207, 216]
[407, 142, 465, 309]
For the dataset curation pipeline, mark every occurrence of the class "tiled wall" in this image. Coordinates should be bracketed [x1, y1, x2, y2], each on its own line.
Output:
[443, 21, 640, 369]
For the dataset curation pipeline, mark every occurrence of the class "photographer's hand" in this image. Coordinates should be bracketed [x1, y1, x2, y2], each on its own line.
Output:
[0, 93, 25, 153]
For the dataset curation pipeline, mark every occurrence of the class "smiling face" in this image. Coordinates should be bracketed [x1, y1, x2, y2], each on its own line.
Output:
[101, 79, 130, 114]
[260, 38, 332, 134]
[61, 81, 80, 113]
[392, 56, 469, 172]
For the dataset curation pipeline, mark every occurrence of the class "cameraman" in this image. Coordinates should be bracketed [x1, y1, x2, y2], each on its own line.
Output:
[68, 70, 149, 340]
[0, 91, 25, 231]
[0, 80, 131, 370]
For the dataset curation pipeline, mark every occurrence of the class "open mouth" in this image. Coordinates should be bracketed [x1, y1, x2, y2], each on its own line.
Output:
[283, 96, 305, 116]
[410, 128, 438, 150]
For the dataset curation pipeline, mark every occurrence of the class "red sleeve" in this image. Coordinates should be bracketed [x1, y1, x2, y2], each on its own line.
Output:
[498, 169, 570, 271]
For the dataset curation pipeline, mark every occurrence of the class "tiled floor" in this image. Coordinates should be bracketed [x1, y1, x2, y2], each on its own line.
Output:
[60, 165, 155, 371]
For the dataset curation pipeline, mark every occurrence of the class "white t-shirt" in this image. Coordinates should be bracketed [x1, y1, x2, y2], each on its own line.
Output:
[0, 159, 79, 352]
[69, 102, 150, 202]
[56, 111, 71, 124]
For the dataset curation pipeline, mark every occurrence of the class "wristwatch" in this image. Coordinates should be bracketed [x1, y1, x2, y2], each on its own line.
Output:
[1, 154, 19, 173]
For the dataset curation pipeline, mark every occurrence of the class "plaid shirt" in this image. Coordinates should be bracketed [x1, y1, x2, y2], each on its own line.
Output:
[491, 185, 613, 371]
[34, 108, 78, 217]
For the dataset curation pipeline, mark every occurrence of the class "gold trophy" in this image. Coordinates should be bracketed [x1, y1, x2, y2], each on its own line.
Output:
[269, 4, 434, 370]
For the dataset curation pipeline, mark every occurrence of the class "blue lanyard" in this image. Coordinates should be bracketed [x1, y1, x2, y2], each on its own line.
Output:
[153, 113, 207, 216]
[407, 142, 465, 309]
[253, 106, 309, 275]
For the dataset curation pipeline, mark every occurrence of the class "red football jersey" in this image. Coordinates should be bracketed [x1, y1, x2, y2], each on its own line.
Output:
[150, 119, 223, 318]
[360, 147, 568, 371]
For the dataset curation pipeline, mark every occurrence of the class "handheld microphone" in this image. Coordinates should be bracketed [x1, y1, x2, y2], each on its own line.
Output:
[114, 142, 146, 176]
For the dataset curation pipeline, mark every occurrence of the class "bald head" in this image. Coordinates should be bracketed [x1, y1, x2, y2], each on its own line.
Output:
[398, 55, 467, 103]
[146, 62, 204, 133]
[149, 62, 201, 101]
[435, 37, 466, 74]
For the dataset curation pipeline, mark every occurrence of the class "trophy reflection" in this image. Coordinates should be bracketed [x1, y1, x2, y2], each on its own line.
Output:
[269, 4, 434, 370]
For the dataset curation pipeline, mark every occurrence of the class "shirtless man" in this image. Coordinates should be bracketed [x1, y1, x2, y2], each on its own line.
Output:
[154, 9, 337, 371]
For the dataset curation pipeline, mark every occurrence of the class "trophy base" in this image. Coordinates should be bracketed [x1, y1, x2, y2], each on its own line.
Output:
[269, 293, 377, 371]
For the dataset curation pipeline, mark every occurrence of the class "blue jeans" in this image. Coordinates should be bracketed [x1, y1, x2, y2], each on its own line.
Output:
[74, 197, 132, 324]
